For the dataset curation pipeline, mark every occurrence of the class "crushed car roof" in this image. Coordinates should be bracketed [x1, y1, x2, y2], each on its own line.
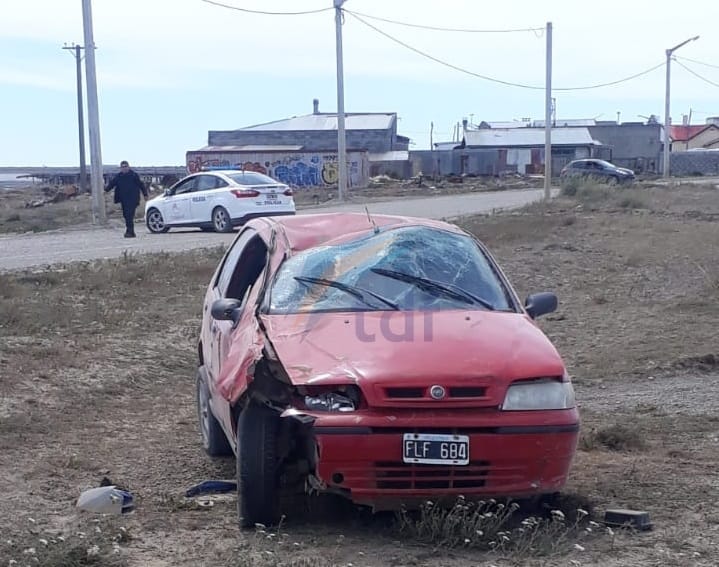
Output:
[246, 212, 467, 253]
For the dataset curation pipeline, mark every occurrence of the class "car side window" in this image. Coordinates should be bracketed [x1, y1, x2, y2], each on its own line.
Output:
[173, 177, 196, 195]
[215, 177, 229, 189]
[225, 236, 269, 302]
[215, 230, 257, 294]
[196, 175, 220, 192]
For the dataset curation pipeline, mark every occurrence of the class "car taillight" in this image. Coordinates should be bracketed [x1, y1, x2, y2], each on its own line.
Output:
[283, 188, 293, 196]
[231, 189, 260, 198]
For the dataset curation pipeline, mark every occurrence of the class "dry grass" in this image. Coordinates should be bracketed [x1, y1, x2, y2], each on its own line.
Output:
[0, 190, 101, 233]
[0, 518, 132, 567]
[395, 495, 600, 558]
[579, 425, 646, 452]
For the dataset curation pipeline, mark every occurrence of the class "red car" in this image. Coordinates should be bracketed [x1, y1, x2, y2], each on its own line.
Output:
[196, 213, 579, 527]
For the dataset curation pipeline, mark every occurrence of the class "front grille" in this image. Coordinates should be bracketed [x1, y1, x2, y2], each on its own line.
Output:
[385, 387, 424, 398]
[374, 460, 490, 490]
[448, 386, 486, 398]
[381, 384, 491, 405]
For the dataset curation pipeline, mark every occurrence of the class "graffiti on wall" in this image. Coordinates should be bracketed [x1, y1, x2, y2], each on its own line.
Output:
[186, 152, 366, 188]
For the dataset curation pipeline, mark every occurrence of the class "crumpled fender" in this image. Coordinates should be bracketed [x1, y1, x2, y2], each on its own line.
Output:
[216, 310, 265, 403]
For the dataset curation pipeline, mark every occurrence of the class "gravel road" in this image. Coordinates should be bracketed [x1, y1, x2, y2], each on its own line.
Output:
[0, 188, 549, 271]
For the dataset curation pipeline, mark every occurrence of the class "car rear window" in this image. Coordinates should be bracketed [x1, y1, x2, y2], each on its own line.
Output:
[268, 226, 515, 314]
[227, 172, 280, 185]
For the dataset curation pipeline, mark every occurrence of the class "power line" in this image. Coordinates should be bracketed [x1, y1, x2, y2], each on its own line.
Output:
[345, 11, 543, 89]
[557, 62, 666, 91]
[345, 8, 543, 33]
[200, 0, 331, 16]
[676, 55, 719, 71]
[346, 11, 666, 92]
[675, 59, 719, 88]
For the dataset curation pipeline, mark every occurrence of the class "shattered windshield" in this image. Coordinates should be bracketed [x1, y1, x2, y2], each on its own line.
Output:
[268, 226, 514, 313]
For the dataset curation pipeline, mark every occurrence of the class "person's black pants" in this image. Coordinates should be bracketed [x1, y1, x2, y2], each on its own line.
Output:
[121, 202, 137, 235]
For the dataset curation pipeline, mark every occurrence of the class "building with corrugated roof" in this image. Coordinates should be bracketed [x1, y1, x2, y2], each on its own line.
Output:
[188, 99, 410, 187]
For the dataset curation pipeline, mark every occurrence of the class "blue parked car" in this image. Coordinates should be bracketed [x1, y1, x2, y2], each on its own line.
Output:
[560, 159, 635, 185]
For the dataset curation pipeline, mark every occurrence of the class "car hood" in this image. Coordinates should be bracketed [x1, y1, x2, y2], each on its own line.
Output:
[260, 310, 565, 387]
[616, 167, 634, 175]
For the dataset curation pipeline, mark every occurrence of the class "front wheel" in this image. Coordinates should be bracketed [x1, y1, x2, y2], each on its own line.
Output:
[212, 206, 233, 233]
[146, 208, 170, 233]
[237, 402, 281, 528]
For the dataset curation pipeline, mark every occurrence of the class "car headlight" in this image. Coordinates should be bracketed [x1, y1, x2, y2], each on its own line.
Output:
[300, 384, 363, 412]
[501, 379, 575, 411]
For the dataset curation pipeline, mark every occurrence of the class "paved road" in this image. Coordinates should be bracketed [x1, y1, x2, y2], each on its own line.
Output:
[0, 188, 550, 271]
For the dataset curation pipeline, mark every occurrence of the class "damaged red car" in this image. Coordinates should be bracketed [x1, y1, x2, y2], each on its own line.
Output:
[195, 212, 579, 527]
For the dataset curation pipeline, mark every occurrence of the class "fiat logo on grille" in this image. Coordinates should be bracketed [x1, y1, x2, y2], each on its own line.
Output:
[429, 385, 446, 400]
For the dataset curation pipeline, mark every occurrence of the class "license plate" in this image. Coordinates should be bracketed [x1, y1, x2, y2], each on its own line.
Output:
[263, 192, 280, 205]
[402, 433, 469, 465]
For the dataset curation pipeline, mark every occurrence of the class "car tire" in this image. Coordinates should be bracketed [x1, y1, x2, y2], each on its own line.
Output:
[196, 367, 232, 457]
[212, 206, 233, 233]
[237, 401, 281, 528]
[606, 176, 618, 186]
[146, 208, 170, 233]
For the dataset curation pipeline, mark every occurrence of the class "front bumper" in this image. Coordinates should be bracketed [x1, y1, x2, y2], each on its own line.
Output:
[307, 410, 579, 509]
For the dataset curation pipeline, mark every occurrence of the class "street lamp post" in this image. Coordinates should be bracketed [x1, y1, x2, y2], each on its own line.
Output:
[663, 35, 699, 178]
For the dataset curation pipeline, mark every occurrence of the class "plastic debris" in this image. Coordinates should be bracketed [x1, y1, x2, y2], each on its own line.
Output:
[185, 480, 237, 498]
[76, 486, 134, 515]
[604, 508, 652, 531]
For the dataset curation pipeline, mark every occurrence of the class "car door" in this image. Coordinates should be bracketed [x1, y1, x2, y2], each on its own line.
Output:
[585, 161, 604, 179]
[570, 161, 588, 178]
[165, 176, 196, 224]
[204, 228, 267, 435]
[190, 174, 226, 223]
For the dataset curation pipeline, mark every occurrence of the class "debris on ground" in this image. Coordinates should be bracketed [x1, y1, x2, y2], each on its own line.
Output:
[24, 185, 81, 208]
[185, 480, 237, 498]
[603, 509, 652, 531]
[76, 486, 135, 515]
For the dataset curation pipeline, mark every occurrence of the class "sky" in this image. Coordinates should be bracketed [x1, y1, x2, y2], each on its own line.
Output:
[1, 0, 718, 167]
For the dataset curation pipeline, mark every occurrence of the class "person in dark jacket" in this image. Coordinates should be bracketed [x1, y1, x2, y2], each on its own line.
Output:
[105, 160, 149, 237]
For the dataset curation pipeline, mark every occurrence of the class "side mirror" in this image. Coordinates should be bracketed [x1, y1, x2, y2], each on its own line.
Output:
[163, 188, 171, 197]
[211, 298, 243, 325]
[524, 292, 558, 319]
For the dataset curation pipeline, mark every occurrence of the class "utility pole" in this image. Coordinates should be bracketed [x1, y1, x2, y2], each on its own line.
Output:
[544, 21, 552, 201]
[334, 0, 347, 201]
[62, 43, 88, 194]
[663, 35, 699, 178]
[81, 0, 106, 224]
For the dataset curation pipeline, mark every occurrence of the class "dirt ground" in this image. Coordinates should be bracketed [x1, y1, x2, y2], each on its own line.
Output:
[1, 182, 718, 566]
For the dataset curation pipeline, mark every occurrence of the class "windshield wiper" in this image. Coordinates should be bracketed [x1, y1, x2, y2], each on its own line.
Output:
[370, 267, 496, 310]
[293, 276, 400, 310]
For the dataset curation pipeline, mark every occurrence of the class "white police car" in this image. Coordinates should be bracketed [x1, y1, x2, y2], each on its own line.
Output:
[144, 169, 295, 233]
